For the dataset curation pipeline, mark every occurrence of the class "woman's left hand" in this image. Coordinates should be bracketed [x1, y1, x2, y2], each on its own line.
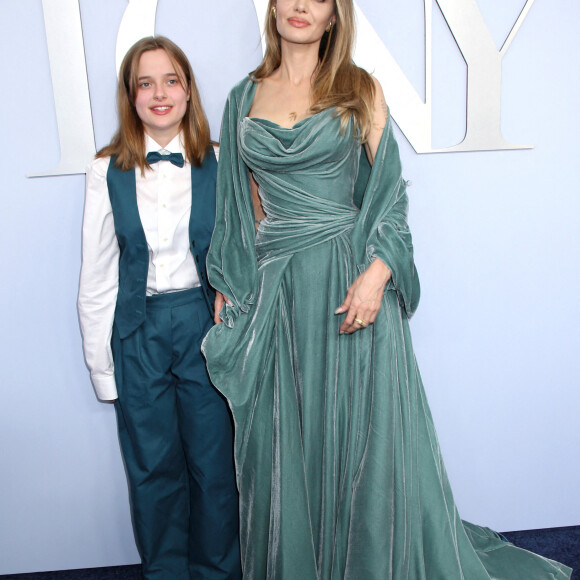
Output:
[335, 259, 392, 334]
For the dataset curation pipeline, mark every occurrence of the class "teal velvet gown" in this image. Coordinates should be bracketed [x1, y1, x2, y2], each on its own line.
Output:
[202, 78, 572, 580]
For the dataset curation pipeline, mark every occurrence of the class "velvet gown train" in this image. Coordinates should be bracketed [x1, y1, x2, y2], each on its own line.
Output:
[202, 78, 571, 580]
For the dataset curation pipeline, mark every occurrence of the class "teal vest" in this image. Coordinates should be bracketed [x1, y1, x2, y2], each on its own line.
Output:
[107, 149, 217, 339]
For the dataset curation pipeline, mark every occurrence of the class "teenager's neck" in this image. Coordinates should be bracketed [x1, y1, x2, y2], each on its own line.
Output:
[145, 129, 180, 149]
[276, 40, 321, 86]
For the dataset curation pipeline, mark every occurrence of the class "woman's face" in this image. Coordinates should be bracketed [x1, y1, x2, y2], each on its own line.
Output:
[134, 49, 189, 146]
[274, 0, 336, 47]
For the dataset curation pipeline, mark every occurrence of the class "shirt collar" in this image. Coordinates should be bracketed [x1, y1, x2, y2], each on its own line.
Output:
[145, 133, 186, 158]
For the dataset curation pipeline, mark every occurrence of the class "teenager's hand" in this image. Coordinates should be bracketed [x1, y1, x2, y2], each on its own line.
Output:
[214, 291, 233, 324]
[335, 259, 391, 334]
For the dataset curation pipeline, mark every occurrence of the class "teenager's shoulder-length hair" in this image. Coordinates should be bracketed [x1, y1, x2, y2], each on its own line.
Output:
[97, 36, 210, 173]
[251, 0, 376, 142]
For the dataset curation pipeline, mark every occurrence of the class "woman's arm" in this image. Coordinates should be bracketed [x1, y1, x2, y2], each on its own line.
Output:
[213, 170, 263, 325]
[206, 79, 260, 328]
[364, 76, 390, 165]
[336, 77, 393, 334]
[77, 158, 120, 400]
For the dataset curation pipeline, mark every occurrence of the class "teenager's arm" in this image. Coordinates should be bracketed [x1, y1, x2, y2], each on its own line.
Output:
[78, 158, 120, 401]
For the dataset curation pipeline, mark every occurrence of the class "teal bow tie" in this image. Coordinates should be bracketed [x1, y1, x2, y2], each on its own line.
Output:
[146, 151, 185, 168]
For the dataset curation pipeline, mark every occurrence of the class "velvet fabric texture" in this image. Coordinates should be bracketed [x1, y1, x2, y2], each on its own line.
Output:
[202, 77, 571, 580]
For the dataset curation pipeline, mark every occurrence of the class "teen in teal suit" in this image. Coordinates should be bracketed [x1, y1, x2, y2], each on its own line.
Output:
[78, 36, 241, 580]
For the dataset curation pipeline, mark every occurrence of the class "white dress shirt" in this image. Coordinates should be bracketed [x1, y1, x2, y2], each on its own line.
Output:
[78, 134, 200, 401]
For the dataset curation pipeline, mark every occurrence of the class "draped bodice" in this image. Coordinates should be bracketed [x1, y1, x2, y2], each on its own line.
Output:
[239, 110, 361, 261]
[207, 76, 420, 324]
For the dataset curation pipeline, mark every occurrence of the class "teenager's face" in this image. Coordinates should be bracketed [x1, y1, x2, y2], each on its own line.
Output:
[134, 49, 189, 147]
[274, 0, 336, 47]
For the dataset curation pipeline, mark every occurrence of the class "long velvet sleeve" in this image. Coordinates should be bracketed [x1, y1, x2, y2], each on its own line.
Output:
[206, 79, 258, 327]
[351, 118, 420, 317]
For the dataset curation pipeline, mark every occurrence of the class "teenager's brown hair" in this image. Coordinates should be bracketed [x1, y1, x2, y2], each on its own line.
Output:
[251, 0, 376, 141]
[97, 36, 210, 172]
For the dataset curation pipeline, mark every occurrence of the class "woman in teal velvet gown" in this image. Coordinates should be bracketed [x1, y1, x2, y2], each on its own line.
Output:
[202, 1, 572, 578]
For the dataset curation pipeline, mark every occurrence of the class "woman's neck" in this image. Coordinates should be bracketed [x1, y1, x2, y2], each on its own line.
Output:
[276, 39, 320, 87]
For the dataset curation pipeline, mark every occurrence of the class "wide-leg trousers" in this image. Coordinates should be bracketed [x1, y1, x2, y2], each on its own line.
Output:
[112, 288, 241, 580]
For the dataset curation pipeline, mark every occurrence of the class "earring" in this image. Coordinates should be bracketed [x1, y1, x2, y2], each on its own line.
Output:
[326, 21, 333, 32]
[272, 5, 277, 18]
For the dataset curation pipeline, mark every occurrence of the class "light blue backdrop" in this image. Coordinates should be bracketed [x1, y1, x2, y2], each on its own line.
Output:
[0, 0, 578, 575]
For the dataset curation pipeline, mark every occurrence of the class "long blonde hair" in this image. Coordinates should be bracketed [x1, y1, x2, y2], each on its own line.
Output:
[251, 0, 376, 141]
[97, 36, 210, 172]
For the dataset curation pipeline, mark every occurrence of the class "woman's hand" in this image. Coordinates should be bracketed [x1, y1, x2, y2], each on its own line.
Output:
[213, 291, 233, 324]
[335, 259, 392, 334]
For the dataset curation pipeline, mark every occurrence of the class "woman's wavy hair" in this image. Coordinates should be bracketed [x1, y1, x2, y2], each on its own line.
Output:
[251, 0, 376, 141]
[97, 36, 210, 173]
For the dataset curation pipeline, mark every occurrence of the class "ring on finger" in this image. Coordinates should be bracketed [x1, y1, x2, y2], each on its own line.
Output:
[354, 318, 367, 326]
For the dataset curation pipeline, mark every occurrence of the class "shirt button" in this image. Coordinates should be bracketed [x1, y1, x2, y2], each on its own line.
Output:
[159, 264, 165, 268]
[162, 204, 167, 209]
[163, 237, 168, 242]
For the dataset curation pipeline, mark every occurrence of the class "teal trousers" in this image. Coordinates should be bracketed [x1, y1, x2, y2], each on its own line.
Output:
[113, 288, 241, 580]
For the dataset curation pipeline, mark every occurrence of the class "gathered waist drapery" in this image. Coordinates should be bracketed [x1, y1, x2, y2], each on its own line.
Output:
[255, 202, 359, 264]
